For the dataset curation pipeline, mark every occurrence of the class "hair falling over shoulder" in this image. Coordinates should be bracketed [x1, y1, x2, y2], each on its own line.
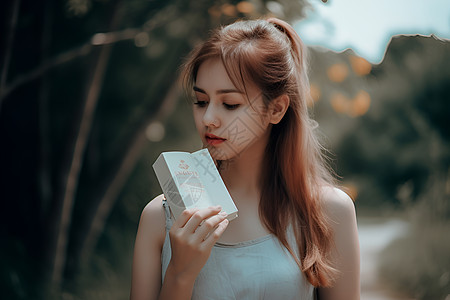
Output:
[182, 18, 339, 287]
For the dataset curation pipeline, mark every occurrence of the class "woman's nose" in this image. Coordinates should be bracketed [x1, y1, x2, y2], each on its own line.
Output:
[203, 104, 220, 127]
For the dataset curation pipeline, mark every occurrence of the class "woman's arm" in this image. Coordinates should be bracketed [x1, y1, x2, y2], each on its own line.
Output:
[130, 195, 166, 300]
[318, 187, 360, 300]
[130, 195, 229, 300]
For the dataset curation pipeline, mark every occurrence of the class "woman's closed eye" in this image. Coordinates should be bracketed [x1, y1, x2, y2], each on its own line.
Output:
[194, 100, 208, 107]
[223, 103, 240, 110]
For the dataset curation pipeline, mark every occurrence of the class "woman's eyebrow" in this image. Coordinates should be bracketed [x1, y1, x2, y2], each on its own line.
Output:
[193, 86, 243, 95]
[193, 86, 206, 94]
[216, 88, 243, 95]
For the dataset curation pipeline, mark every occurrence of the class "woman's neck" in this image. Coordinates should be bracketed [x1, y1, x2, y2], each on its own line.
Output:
[218, 139, 267, 202]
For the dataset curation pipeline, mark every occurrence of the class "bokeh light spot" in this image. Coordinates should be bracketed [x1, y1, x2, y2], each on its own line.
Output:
[146, 122, 165, 142]
[309, 83, 321, 105]
[327, 63, 349, 82]
[221, 4, 237, 17]
[350, 55, 372, 76]
[266, 1, 284, 16]
[350, 90, 371, 116]
[91, 33, 108, 45]
[134, 32, 150, 47]
[237, 1, 254, 14]
[330, 92, 350, 114]
[208, 6, 221, 18]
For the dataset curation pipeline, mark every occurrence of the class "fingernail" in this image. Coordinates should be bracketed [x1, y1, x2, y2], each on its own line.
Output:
[216, 205, 222, 210]
[219, 211, 228, 216]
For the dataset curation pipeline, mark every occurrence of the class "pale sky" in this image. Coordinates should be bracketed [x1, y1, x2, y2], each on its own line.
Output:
[294, 0, 450, 63]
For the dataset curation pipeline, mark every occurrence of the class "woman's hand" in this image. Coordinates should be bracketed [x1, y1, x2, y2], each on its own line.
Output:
[164, 206, 229, 286]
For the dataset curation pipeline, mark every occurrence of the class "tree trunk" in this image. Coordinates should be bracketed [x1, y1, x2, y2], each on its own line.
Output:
[48, 0, 124, 291]
[38, 0, 54, 225]
[80, 80, 181, 263]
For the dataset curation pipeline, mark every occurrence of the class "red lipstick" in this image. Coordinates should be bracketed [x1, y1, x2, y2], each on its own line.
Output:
[205, 133, 226, 146]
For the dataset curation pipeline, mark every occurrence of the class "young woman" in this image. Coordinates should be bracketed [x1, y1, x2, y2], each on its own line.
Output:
[131, 18, 360, 300]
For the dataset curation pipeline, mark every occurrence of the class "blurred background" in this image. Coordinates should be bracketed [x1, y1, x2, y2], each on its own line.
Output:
[0, 0, 449, 299]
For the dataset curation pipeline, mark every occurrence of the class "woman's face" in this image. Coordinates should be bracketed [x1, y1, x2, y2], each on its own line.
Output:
[192, 58, 272, 161]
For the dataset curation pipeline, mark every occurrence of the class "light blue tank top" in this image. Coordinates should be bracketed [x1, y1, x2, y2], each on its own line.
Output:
[161, 200, 315, 300]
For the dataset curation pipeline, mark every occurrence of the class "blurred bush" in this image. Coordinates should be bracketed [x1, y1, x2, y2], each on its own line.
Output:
[305, 33, 450, 299]
[307, 34, 450, 208]
[378, 176, 450, 299]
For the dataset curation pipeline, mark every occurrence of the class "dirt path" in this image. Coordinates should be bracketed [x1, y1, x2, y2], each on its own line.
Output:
[358, 217, 412, 300]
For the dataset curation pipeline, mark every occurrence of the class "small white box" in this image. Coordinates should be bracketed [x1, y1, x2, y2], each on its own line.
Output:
[152, 149, 238, 221]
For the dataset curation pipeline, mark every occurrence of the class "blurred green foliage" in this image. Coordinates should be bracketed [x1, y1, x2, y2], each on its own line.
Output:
[306, 34, 450, 299]
[307, 35, 450, 209]
[336, 35, 450, 207]
[378, 176, 450, 299]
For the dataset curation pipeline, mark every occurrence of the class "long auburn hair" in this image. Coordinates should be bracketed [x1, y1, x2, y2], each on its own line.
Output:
[182, 18, 338, 287]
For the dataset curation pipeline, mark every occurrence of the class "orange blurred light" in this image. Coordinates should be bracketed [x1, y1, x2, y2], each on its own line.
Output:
[221, 4, 237, 16]
[309, 83, 321, 106]
[327, 63, 349, 83]
[350, 90, 371, 116]
[237, 1, 254, 14]
[330, 92, 350, 114]
[350, 55, 372, 76]
[208, 6, 221, 18]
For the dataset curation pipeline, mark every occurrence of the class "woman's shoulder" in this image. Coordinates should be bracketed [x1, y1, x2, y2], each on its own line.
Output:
[317, 186, 360, 299]
[319, 186, 356, 223]
[139, 194, 167, 245]
[142, 193, 166, 216]
[131, 194, 167, 299]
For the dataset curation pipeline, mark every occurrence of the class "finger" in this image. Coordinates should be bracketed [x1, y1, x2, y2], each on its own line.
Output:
[203, 219, 229, 248]
[192, 211, 228, 242]
[183, 206, 222, 233]
[173, 207, 200, 229]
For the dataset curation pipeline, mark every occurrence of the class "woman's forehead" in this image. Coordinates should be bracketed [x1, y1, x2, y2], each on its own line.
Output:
[196, 59, 236, 90]
[196, 58, 260, 98]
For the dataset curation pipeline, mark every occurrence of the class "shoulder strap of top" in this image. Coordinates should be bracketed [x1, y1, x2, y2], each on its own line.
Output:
[162, 198, 174, 231]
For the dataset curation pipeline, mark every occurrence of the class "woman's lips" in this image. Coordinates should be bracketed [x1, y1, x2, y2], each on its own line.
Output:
[205, 133, 226, 146]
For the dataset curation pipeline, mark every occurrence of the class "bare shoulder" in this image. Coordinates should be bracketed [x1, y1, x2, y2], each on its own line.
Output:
[139, 194, 166, 246]
[317, 186, 360, 299]
[142, 194, 166, 219]
[320, 186, 356, 223]
[131, 194, 166, 300]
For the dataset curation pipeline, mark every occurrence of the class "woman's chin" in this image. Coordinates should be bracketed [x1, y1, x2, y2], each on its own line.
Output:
[206, 146, 234, 162]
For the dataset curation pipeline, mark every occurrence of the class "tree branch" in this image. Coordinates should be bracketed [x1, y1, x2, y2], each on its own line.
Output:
[80, 78, 182, 263]
[0, 44, 92, 101]
[38, 0, 54, 219]
[0, 4, 177, 103]
[0, 0, 21, 114]
[50, 0, 124, 289]
[0, 25, 141, 101]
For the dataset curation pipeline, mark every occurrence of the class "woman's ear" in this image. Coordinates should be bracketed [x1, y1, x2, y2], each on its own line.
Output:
[269, 94, 289, 124]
